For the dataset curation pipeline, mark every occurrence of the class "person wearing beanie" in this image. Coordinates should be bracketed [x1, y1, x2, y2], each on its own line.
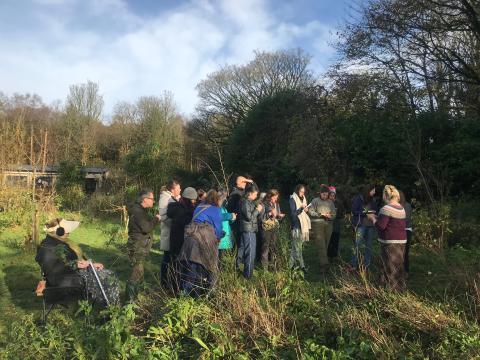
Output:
[166, 187, 198, 291]
[167, 187, 198, 260]
[308, 184, 336, 273]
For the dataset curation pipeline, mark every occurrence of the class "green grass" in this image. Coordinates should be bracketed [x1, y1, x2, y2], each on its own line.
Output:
[0, 216, 164, 341]
[1, 218, 480, 358]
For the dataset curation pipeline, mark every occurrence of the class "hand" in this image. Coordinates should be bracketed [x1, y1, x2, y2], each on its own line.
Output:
[271, 208, 277, 217]
[93, 263, 104, 270]
[77, 260, 89, 269]
[256, 204, 263, 212]
[278, 213, 285, 219]
[155, 214, 161, 220]
[231, 213, 237, 220]
[323, 213, 332, 219]
[367, 213, 377, 222]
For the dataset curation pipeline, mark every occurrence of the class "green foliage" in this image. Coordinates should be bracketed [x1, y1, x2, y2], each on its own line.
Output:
[0, 187, 34, 230]
[56, 161, 84, 191]
[413, 203, 452, 251]
[0, 305, 148, 360]
[2, 210, 480, 359]
[56, 184, 86, 212]
[123, 141, 177, 190]
[225, 90, 300, 191]
[55, 161, 86, 212]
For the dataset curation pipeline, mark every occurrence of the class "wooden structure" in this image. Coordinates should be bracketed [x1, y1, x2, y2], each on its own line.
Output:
[0, 165, 109, 193]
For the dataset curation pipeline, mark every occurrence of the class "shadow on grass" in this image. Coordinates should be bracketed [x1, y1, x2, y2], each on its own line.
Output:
[78, 244, 164, 287]
[3, 264, 43, 311]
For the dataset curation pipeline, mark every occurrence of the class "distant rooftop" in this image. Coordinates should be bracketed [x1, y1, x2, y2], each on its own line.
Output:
[3, 165, 109, 174]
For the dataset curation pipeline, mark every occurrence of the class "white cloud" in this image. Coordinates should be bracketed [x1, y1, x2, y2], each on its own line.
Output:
[0, 0, 337, 116]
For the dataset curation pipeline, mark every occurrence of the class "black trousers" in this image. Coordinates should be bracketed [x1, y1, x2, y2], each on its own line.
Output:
[327, 231, 340, 258]
[404, 230, 413, 273]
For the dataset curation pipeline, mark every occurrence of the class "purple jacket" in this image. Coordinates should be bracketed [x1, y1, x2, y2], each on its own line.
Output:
[375, 204, 407, 244]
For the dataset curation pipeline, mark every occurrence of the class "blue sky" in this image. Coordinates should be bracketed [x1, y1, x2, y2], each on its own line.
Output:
[0, 0, 359, 116]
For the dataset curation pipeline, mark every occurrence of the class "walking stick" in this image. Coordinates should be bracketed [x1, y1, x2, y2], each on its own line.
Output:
[88, 260, 110, 306]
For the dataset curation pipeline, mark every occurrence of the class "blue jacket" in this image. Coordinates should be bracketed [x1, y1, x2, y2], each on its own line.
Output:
[289, 196, 307, 230]
[219, 206, 234, 249]
[193, 203, 224, 239]
[351, 194, 365, 228]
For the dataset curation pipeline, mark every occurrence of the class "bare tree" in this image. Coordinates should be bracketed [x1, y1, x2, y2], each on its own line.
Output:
[192, 48, 316, 146]
[63, 81, 104, 165]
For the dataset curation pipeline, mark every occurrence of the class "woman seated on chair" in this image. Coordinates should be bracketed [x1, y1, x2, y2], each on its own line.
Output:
[35, 218, 120, 307]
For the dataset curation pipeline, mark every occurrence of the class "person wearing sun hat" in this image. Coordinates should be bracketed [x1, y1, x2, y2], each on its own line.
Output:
[35, 218, 120, 306]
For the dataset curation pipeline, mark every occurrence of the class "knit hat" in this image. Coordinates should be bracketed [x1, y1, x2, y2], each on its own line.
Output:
[328, 186, 336, 194]
[319, 185, 330, 194]
[182, 187, 198, 200]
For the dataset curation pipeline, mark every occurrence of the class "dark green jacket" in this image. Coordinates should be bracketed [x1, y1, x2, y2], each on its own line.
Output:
[127, 202, 159, 255]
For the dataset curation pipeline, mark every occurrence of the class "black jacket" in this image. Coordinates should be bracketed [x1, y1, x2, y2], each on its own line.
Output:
[35, 235, 83, 288]
[227, 187, 244, 235]
[239, 198, 260, 233]
[127, 202, 159, 256]
[167, 198, 195, 258]
[226, 187, 244, 215]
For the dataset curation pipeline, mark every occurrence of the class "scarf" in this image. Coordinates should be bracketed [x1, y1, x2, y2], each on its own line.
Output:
[291, 192, 311, 241]
[47, 232, 85, 259]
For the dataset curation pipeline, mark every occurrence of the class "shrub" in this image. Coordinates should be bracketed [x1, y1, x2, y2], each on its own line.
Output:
[413, 203, 452, 252]
[0, 186, 34, 230]
[56, 184, 86, 212]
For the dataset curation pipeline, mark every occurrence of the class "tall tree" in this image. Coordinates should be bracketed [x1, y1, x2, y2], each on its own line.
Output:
[191, 48, 316, 146]
[62, 81, 104, 165]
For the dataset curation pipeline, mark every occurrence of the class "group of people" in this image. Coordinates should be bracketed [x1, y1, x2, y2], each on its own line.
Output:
[34, 176, 413, 308]
[124, 176, 289, 298]
[349, 184, 412, 291]
[126, 176, 347, 298]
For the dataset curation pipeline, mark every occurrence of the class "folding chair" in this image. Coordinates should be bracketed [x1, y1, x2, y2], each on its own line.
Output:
[35, 274, 86, 324]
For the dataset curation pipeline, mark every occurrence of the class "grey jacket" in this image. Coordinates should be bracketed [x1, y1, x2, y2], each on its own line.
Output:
[159, 190, 176, 251]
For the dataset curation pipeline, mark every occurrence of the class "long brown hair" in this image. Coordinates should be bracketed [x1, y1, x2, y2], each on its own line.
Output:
[361, 184, 376, 202]
[161, 179, 180, 192]
[294, 184, 305, 196]
[205, 189, 221, 206]
[265, 189, 280, 203]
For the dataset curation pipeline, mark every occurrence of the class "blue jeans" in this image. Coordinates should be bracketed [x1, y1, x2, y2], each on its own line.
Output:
[241, 232, 257, 279]
[179, 260, 213, 298]
[351, 226, 375, 268]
